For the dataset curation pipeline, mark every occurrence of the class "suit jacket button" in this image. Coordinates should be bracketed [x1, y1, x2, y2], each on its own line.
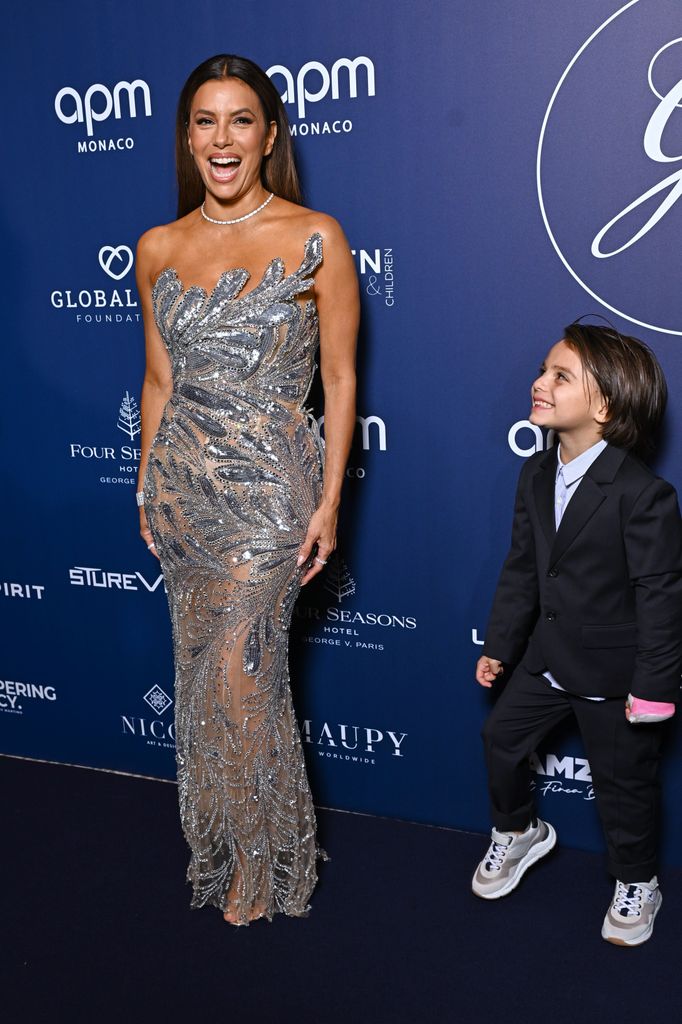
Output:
[546, 611, 556, 622]
[547, 568, 558, 578]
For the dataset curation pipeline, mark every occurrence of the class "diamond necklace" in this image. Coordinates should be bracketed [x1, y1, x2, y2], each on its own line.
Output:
[200, 192, 274, 225]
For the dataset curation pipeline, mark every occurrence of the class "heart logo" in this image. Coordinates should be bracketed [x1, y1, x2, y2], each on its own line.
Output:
[98, 245, 134, 281]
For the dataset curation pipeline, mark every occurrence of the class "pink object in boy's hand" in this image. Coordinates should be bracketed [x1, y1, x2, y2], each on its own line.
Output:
[626, 694, 676, 724]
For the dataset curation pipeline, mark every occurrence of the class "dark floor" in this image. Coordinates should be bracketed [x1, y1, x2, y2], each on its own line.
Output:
[1, 755, 680, 1024]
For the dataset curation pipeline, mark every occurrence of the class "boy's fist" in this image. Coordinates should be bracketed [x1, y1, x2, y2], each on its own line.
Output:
[476, 656, 504, 688]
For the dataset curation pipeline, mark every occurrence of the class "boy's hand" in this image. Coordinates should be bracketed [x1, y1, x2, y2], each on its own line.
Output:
[476, 656, 504, 688]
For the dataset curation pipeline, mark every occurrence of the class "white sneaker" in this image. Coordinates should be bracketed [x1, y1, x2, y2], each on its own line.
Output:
[472, 819, 557, 899]
[602, 877, 662, 946]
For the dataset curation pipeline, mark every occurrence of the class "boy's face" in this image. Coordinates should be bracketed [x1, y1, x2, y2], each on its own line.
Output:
[529, 340, 607, 441]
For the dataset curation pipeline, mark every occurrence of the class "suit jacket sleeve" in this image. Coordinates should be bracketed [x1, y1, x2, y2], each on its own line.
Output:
[483, 465, 539, 665]
[625, 477, 682, 703]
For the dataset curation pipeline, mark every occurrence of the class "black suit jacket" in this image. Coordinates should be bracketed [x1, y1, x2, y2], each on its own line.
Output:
[483, 444, 682, 702]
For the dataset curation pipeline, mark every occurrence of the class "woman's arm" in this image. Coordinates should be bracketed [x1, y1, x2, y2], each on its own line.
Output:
[136, 230, 174, 558]
[298, 216, 359, 584]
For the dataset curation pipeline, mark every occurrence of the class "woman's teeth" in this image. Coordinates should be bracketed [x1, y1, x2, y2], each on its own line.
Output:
[208, 157, 241, 181]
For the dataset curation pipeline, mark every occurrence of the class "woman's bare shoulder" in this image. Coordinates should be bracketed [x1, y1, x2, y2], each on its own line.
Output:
[136, 212, 197, 284]
[276, 200, 349, 249]
[137, 212, 196, 258]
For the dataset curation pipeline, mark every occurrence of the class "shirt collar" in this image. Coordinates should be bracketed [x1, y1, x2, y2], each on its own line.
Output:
[556, 439, 608, 488]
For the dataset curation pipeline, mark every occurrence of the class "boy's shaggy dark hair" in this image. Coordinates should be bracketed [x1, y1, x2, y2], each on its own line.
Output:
[563, 321, 667, 456]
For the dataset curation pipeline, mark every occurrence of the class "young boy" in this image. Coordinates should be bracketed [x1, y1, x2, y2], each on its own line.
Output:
[474, 322, 682, 946]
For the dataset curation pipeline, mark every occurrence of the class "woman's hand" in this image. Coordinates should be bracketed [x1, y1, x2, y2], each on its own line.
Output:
[140, 508, 159, 560]
[297, 502, 338, 584]
[476, 656, 504, 688]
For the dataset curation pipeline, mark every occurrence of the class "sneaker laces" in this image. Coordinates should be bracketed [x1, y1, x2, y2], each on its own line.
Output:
[612, 881, 646, 918]
[485, 837, 511, 872]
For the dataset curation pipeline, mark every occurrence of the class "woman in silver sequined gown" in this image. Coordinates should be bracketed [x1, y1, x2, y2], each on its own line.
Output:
[136, 56, 358, 925]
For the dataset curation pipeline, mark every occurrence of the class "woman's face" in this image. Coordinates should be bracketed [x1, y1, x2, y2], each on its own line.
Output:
[187, 78, 276, 202]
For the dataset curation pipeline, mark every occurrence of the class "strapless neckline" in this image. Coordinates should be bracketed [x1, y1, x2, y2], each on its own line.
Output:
[151, 231, 322, 304]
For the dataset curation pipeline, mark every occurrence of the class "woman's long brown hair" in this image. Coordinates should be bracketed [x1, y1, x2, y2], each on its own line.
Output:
[175, 54, 302, 217]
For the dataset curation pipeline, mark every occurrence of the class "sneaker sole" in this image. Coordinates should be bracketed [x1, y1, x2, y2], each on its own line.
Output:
[472, 823, 557, 900]
[601, 892, 662, 947]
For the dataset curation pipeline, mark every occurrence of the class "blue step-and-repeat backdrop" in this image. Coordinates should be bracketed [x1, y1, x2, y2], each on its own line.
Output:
[3, 0, 682, 862]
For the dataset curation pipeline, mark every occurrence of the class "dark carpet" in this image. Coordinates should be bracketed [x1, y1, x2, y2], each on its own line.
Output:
[1, 755, 680, 1024]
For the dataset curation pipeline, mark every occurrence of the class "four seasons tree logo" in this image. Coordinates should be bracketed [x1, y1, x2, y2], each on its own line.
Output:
[117, 391, 141, 441]
[323, 551, 356, 602]
[68, 389, 142, 487]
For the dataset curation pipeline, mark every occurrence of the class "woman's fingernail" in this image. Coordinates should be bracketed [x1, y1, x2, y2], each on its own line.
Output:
[297, 555, 304, 566]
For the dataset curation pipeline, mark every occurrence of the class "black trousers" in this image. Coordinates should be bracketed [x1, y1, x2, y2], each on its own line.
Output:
[482, 664, 665, 883]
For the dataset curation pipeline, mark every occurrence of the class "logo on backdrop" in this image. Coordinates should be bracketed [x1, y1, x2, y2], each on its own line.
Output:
[300, 719, 407, 767]
[0, 678, 57, 715]
[530, 751, 595, 802]
[538, 0, 682, 335]
[1, 581, 45, 600]
[51, 245, 139, 325]
[122, 685, 175, 749]
[69, 566, 164, 592]
[323, 552, 356, 603]
[117, 392, 141, 442]
[293, 550, 416, 655]
[69, 392, 142, 487]
[267, 56, 375, 136]
[317, 413, 387, 481]
[99, 245, 134, 281]
[507, 421, 555, 458]
[143, 684, 173, 716]
[351, 247, 395, 308]
[54, 79, 152, 154]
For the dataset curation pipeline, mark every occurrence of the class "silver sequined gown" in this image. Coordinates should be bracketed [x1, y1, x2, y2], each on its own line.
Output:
[144, 233, 324, 923]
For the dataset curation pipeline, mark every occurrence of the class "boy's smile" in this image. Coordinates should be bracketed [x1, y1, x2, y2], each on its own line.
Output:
[530, 340, 608, 456]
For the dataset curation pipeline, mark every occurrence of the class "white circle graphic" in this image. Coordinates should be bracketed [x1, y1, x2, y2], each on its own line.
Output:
[536, 0, 682, 337]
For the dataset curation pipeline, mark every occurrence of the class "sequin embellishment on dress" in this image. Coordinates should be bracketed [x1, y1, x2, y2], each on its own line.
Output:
[144, 234, 324, 923]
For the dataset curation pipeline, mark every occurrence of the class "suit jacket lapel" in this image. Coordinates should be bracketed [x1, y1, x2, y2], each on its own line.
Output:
[550, 476, 605, 563]
[549, 444, 627, 564]
[532, 448, 557, 547]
